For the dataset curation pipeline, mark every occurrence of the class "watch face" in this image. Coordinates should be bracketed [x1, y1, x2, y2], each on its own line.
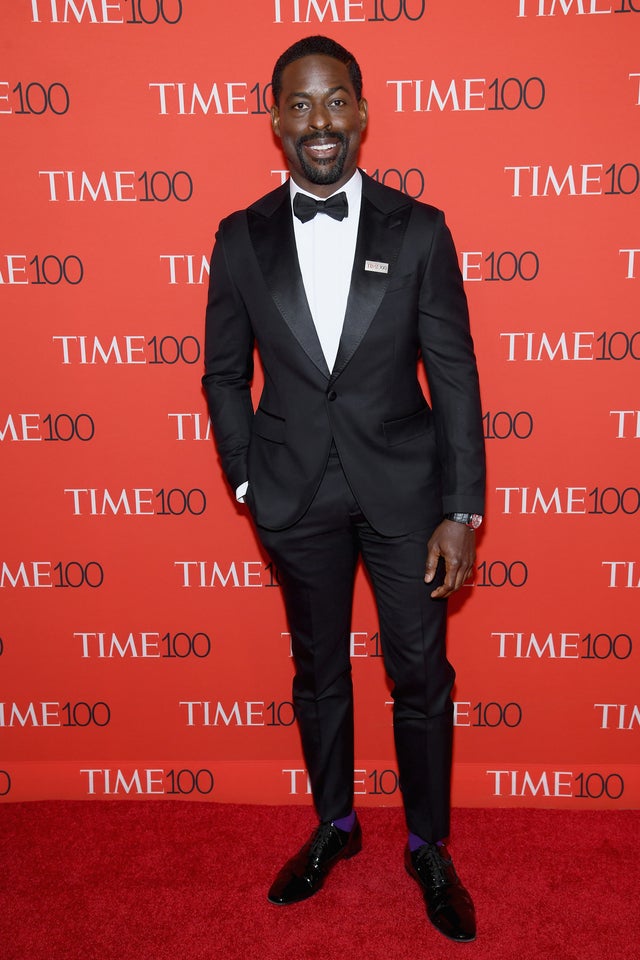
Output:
[469, 514, 483, 530]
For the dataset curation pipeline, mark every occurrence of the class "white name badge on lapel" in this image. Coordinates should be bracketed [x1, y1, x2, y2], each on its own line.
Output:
[364, 260, 389, 274]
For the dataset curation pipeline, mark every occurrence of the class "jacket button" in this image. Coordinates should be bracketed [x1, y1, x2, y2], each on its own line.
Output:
[327, 390, 337, 401]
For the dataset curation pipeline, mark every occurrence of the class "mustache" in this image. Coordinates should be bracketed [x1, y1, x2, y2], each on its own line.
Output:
[297, 131, 347, 146]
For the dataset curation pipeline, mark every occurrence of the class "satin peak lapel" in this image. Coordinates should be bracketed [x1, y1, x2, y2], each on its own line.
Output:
[247, 193, 330, 379]
[331, 194, 411, 381]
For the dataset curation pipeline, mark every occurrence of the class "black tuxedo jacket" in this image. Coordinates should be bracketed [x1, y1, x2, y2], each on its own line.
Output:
[203, 172, 485, 536]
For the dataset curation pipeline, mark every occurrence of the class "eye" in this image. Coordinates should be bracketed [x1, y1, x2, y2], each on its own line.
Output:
[329, 98, 346, 107]
[291, 101, 309, 111]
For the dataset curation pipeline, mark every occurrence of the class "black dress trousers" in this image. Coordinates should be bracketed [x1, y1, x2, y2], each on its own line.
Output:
[256, 446, 455, 843]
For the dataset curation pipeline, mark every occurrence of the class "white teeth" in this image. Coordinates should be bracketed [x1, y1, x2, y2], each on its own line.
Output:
[308, 143, 334, 151]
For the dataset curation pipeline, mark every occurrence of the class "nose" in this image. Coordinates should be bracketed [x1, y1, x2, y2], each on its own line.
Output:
[308, 102, 331, 130]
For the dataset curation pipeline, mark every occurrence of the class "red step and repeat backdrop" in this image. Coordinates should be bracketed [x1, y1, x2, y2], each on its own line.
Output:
[2, 1, 639, 810]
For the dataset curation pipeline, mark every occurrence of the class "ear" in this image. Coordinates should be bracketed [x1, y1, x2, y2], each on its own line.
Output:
[270, 105, 281, 138]
[358, 98, 368, 132]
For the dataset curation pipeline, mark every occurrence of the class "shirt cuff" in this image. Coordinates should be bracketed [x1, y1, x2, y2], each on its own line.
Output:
[235, 481, 248, 503]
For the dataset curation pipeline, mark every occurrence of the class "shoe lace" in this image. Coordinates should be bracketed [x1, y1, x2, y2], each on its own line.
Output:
[414, 843, 450, 887]
[309, 822, 337, 861]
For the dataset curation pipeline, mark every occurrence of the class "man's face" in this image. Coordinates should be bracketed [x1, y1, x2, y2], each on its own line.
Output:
[271, 54, 368, 198]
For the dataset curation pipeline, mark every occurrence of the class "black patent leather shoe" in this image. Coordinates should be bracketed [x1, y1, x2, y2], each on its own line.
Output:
[267, 818, 362, 905]
[405, 842, 476, 942]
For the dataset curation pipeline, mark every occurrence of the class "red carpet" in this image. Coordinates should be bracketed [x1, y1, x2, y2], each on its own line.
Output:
[1, 802, 638, 960]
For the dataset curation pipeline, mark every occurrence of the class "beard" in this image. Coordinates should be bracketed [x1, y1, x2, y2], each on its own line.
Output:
[294, 131, 349, 185]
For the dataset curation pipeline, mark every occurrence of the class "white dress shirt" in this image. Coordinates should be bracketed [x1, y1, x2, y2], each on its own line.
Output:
[291, 169, 362, 371]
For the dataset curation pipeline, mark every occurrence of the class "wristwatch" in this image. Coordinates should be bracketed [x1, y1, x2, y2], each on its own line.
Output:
[444, 512, 483, 530]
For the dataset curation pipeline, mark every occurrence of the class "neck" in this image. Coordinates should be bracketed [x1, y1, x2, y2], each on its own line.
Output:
[289, 168, 358, 199]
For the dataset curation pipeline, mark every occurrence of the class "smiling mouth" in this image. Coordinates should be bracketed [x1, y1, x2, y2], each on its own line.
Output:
[299, 131, 346, 158]
[304, 140, 339, 156]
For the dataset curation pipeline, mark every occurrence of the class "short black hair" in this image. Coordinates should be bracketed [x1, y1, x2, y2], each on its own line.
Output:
[271, 35, 363, 105]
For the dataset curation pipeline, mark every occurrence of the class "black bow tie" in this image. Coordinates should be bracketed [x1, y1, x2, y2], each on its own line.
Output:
[293, 191, 348, 223]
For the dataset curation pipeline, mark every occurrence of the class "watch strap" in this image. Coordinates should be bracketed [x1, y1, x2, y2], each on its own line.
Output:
[444, 512, 483, 529]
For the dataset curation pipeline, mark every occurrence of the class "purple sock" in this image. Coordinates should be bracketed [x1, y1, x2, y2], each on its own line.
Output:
[332, 810, 356, 832]
[409, 832, 446, 851]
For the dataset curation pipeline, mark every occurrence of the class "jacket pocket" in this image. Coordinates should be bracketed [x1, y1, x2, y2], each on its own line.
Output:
[382, 407, 431, 446]
[252, 406, 286, 444]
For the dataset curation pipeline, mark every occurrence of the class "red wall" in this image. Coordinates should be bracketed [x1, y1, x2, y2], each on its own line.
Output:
[2, 0, 639, 810]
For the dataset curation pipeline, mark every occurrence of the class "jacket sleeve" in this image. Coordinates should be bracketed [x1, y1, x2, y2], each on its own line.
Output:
[201, 219, 255, 493]
[417, 210, 486, 515]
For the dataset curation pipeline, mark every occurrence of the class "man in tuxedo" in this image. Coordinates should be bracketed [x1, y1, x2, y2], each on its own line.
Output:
[202, 35, 485, 943]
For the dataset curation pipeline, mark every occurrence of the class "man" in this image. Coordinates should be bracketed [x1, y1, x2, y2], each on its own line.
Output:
[202, 35, 485, 943]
